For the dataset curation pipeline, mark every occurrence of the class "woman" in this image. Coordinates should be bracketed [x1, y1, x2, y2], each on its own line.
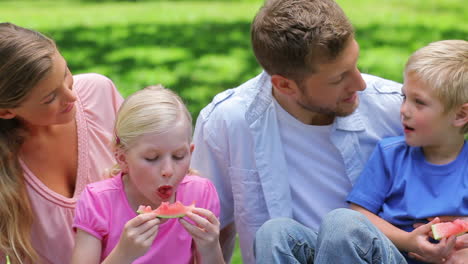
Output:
[0, 22, 123, 263]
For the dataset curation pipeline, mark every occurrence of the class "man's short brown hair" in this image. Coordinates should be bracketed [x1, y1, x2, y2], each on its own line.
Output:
[251, 0, 354, 81]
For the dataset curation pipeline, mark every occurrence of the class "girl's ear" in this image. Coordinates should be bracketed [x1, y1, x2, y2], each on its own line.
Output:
[271, 74, 300, 96]
[0, 109, 16, 120]
[114, 149, 128, 173]
[190, 143, 195, 154]
[453, 103, 468, 128]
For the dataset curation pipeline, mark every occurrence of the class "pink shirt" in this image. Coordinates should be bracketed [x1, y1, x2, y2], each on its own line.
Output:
[73, 173, 220, 264]
[22, 74, 123, 264]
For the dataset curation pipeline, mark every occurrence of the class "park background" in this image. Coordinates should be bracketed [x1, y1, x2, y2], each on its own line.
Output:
[1, 0, 467, 263]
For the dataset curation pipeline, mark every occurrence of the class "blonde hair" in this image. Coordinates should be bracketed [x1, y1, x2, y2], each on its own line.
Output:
[251, 0, 353, 82]
[405, 40, 468, 133]
[0, 23, 56, 263]
[111, 85, 193, 174]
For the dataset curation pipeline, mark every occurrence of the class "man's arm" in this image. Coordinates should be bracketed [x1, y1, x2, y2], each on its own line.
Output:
[191, 113, 236, 262]
[219, 222, 236, 263]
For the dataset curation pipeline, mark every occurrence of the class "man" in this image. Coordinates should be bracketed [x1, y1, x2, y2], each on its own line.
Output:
[191, 0, 403, 263]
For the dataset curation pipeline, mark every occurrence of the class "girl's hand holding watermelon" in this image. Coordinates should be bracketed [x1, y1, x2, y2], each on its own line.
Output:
[104, 212, 161, 264]
[179, 207, 224, 264]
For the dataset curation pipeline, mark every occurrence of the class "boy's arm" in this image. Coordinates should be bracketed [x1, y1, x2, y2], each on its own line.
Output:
[350, 203, 417, 253]
[351, 203, 457, 263]
[71, 230, 102, 264]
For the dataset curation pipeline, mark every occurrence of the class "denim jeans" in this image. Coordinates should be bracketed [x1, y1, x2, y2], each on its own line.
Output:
[254, 208, 407, 264]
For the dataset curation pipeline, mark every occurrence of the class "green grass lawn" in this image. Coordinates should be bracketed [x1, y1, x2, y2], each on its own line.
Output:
[1, 0, 467, 262]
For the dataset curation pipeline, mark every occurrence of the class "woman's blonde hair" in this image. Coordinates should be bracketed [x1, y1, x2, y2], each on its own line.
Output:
[0, 23, 56, 263]
[111, 85, 193, 174]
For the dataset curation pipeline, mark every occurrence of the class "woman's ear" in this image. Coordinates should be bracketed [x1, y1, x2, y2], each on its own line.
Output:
[453, 103, 468, 128]
[0, 109, 16, 120]
[271, 74, 300, 96]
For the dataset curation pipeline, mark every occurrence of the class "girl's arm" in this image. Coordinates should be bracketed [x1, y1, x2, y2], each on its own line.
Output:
[350, 203, 456, 262]
[71, 229, 102, 264]
[180, 207, 224, 264]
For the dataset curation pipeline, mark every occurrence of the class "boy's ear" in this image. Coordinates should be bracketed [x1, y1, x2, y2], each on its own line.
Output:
[0, 109, 16, 120]
[271, 74, 299, 96]
[453, 103, 468, 128]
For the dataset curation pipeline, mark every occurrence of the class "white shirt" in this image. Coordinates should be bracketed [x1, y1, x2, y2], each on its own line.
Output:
[274, 99, 351, 229]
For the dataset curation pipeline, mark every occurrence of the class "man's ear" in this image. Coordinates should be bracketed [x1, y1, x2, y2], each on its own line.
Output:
[271, 74, 300, 96]
[0, 109, 16, 120]
[453, 103, 468, 128]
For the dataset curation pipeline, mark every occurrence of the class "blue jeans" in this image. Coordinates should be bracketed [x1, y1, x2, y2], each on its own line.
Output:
[254, 208, 407, 264]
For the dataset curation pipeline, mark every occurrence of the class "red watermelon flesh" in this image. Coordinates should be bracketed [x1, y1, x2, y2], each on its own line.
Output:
[431, 219, 468, 240]
[137, 201, 195, 218]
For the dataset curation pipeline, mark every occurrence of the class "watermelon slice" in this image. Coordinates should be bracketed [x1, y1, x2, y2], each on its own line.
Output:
[431, 219, 468, 240]
[137, 201, 194, 218]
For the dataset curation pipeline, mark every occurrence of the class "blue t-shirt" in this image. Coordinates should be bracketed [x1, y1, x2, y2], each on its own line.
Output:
[347, 136, 468, 262]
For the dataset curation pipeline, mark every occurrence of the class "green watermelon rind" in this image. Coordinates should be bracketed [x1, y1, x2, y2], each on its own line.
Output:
[431, 220, 468, 240]
[156, 213, 187, 219]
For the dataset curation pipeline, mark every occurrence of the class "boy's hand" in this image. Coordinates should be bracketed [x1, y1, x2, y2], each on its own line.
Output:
[179, 207, 224, 263]
[408, 218, 457, 263]
[113, 213, 160, 262]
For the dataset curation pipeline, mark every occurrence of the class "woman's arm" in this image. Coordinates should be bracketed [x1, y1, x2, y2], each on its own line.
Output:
[71, 229, 102, 264]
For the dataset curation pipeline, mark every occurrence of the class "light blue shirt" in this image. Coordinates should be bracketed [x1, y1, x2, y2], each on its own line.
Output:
[191, 71, 403, 264]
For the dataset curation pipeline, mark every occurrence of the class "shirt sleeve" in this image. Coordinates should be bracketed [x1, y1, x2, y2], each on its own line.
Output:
[347, 141, 393, 214]
[73, 73, 124, 132]
[73, 186, 109, 240]
[191, 114, 232, 227]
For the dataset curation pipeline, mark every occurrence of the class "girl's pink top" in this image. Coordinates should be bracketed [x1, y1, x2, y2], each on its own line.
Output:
[73, 173, 220, 264]
[21, 74, 123, 264]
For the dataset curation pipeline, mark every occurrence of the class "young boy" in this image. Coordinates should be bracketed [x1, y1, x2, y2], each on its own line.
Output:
[348, 39, 468, 264]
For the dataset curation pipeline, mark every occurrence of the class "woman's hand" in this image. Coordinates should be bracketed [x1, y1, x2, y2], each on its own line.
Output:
[179, 207, 224, 264]
[104, 212, 160, 264]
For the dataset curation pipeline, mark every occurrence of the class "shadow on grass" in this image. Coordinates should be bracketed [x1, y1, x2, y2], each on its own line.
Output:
[46, 21, 260, 119]
[43, 21, 466, 119]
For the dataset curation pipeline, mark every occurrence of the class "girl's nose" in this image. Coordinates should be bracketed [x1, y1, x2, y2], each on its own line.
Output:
[161, 159, 173, 178]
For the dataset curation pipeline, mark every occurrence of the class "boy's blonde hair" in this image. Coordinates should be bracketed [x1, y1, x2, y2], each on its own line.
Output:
[113, 85, 193, 152]
[405, 40, 468, 133]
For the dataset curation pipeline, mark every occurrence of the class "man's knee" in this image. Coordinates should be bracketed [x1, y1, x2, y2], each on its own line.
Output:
[321, 208, 369, 238]
[256, 217, 298, 240]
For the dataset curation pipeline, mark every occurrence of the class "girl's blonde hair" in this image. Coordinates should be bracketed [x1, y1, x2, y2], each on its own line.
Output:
[111, 85, 193, 174]
[0, 23, 56, 263]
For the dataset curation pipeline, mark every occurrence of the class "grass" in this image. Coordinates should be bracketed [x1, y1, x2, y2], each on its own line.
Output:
[1, 0, 467, 262]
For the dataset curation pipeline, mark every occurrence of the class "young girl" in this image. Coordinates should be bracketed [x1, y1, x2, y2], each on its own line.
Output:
[71, 85, 224, 264]
[0, 23, 122, 264]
